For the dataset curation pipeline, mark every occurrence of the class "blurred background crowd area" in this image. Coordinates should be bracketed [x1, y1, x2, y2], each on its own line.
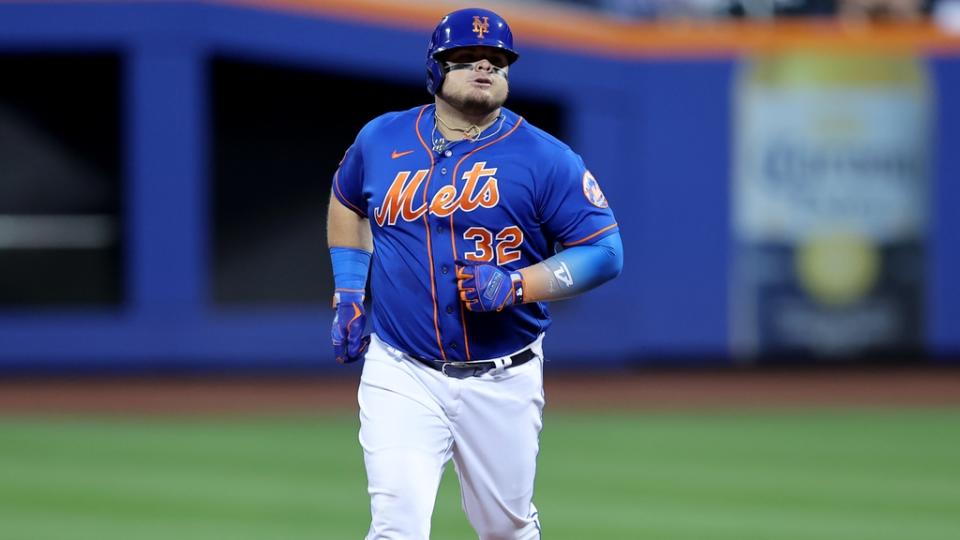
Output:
[541, 0, 959, 26]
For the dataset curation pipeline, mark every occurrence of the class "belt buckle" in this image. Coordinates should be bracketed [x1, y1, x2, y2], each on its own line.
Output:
[441, 361, 487, 378]
[441, 361, 468, 376]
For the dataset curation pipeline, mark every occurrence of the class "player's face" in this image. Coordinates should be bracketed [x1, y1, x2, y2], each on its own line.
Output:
[438, 47, 510, 116]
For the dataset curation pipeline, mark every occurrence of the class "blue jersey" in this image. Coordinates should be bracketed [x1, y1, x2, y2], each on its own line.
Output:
[333, 104, 618, 361]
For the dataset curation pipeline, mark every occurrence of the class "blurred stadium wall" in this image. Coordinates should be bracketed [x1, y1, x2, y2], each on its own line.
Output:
[0, 0, 959, 372]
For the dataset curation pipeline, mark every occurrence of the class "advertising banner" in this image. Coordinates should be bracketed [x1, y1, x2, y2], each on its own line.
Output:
[731, 52, 931, 360]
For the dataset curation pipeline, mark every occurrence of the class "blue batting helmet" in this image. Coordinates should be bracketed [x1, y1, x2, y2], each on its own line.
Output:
[426, 8, 519, 95]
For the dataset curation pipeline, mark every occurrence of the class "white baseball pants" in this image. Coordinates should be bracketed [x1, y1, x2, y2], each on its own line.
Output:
[359, 333, 545, 540]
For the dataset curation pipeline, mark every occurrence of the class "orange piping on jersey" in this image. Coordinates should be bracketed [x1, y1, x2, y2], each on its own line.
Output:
[447, 208, 465, 359]
[413, 105, 446, 361]
[449, 117, 525, 361]
[333, 167, 366, 217]
[563, 223, 619, 247]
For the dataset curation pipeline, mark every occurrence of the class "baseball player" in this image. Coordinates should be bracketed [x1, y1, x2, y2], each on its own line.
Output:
[327, 7, 623, 539]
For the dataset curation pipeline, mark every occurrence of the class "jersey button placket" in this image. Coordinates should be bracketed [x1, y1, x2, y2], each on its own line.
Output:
[436, 166, 447, 232]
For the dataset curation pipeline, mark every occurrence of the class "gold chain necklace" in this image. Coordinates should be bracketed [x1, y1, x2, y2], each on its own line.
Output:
[432, 112, 505, 154]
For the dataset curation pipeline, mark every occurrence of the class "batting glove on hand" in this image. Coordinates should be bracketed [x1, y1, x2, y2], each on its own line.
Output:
[331, 290, 370, 364]
[456, 262, 524, 312]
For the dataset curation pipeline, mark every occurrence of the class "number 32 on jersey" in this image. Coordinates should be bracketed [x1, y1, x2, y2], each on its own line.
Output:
[464, 226, 523, 265]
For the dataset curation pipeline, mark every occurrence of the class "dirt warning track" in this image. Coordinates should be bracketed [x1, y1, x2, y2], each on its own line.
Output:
[1, 367, 957, 415]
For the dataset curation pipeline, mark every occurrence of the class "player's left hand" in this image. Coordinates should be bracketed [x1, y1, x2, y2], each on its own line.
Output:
[456, 262, 524, 312]
[331, 290, 370, 364]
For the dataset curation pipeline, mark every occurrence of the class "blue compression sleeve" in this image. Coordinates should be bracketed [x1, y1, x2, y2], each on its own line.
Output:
[539, 232, 623, 299]
[330, 247, 372, 293]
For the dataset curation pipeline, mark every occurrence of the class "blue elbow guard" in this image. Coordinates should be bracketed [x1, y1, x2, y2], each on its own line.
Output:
[543, 232, 622, 296]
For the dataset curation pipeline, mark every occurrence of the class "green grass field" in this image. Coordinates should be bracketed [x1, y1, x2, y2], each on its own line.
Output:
[1, 409, 958, 540]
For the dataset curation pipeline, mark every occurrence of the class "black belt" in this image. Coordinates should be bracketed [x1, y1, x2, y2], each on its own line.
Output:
[411, 348, 536, 379]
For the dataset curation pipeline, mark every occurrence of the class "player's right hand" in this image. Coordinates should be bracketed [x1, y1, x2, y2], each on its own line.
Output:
[331, 290, 370, 364]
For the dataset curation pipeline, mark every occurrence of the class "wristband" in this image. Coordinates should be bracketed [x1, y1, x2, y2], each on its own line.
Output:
[330, 247, 371, 306]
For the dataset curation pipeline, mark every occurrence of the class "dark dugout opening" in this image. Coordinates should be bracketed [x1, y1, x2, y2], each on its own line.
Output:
[0, 53, 123, 307]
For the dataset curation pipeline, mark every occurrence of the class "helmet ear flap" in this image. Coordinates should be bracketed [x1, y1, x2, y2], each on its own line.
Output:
[426, 56, 446, 95]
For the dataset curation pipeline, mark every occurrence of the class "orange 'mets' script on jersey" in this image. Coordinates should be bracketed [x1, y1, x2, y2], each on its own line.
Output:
[375, 162, 500, 227]
[391, 149, 415, 159]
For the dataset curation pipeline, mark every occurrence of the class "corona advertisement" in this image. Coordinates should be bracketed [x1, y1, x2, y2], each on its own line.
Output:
[731, 52, 931, 360]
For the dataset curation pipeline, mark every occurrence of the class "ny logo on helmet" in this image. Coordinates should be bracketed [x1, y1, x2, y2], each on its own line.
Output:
[472, 16, 489, 38]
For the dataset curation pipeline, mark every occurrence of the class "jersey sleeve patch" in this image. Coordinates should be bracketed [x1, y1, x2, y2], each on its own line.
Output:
[582, 170, 608, 209]
[537, 149, 617, 249]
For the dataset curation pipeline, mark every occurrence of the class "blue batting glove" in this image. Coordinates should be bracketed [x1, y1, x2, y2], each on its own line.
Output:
[331, 290, 370, 364]
[456, 262, 524, 312]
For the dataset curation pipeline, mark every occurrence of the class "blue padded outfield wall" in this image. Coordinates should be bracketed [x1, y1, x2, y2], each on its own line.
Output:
[0, 1, 958, 371]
